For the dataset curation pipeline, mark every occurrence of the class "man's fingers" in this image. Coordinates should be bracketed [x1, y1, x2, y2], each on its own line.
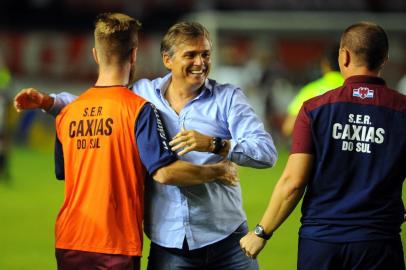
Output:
[14, 92, 28, 111]
[171, 141, 188, 151]
[218, 177, 238, 186]
[169, 137, 183, 146]
[231, 178, 239, 186]
[228, 180, 238, 187]
[13, 88, 43, 112]
[168, 139, 177, 146]
[14, 91, 26, 104]
[14, 103, 22, 112]
[177, 147, 191, 156]
[169, 135, 189, 146]
[171, 138, 196, 155]
[241, 246, 254, 258]
[172, 130, 189, 140]
[177, 143, 197, 156]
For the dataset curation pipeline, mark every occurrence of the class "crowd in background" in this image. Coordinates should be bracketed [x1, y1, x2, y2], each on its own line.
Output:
[1, 1, 406, 179]
[1, 32, 406, 150]
[2, 0, 406, 31]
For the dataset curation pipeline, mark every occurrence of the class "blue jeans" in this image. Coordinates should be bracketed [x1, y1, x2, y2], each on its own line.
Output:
[147, 222, 259, 270]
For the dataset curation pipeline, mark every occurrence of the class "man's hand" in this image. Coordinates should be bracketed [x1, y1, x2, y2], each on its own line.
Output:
[14, 88, 53, 112]
[169, 129, 213, 156]
[239, 231, 267, 259]
[215, 160, 239, 186]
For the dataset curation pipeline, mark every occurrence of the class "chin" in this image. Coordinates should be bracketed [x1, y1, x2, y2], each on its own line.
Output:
[191, 79, 205, 88]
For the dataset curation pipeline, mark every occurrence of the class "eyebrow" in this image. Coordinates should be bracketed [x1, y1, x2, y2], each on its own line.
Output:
[182, 49, 210, 54]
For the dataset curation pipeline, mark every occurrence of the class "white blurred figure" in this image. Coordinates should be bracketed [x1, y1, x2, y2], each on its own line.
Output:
[396, 73, 406, 95]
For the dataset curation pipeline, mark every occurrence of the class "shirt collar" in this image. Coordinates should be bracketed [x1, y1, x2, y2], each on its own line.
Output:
[155, 73, 172, 96]
[203, 78, 214, 96]
[155, 73, 213, 98]
[344, 75, 386, 86]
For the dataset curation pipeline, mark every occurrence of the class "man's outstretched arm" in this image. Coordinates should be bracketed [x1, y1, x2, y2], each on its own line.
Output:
[239, 153, 313, 258]
[14, 88, 77, 116]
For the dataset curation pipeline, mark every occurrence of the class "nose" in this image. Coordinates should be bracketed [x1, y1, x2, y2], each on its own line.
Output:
[194, 54, 203, 65]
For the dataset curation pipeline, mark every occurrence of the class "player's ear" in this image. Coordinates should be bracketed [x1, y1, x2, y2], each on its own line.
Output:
[130, 47, 137, 65]
[379, 55, 388, 70]
[92, 48, 99, 65]
[162, 52, 172, 70]
[343, 48, 351, 67]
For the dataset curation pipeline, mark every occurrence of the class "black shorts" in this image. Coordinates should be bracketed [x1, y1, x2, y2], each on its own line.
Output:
[298, 237, 405, 270]
[55, 248, 140, 270]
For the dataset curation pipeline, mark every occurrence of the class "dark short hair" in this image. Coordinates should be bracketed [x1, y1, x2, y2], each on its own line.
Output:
[160, 21, 211, 57]
[94, 13, 141, 63]
[340, 21, 388, 71]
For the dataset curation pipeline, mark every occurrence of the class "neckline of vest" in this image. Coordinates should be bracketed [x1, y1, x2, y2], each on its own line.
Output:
[93, 85, 127, 88]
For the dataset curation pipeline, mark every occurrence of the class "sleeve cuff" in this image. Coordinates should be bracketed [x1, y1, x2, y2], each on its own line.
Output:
[147, 155, 178, 176]
[42, 93, 60, 116]
[227, 139, 239, 161]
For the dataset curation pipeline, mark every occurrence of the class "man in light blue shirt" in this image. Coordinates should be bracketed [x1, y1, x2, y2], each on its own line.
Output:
[14, 21, 277, 269]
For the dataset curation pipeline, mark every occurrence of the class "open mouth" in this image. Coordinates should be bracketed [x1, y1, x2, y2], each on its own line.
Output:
[190, 70, 204, 74]
[189, 68, 207, 76]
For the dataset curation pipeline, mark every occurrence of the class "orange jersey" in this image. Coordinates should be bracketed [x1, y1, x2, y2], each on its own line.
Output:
[55, 86, 147, 256]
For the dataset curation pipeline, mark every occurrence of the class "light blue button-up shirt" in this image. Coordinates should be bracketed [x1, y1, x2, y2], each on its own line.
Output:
[51, 73, 277, 250]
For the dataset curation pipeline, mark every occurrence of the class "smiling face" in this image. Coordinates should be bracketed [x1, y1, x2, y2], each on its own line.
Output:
[163, 36, 211, 92]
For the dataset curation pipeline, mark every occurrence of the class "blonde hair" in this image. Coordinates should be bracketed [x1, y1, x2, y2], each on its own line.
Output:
[94, 13, 141, 64]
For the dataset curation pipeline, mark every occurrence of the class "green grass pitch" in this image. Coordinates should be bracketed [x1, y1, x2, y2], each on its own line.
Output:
[0, 147, 405, 269]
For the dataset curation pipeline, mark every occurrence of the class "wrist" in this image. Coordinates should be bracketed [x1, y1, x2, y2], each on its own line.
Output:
[254, 224, 273, 240]
[209, 137, 216, 152]
[218, 140, 230, 157]
[41, 95, 54, 111]
[206, 163, 223, 183]
[211, 137, 222, 154]
[211, 137, 227, 155]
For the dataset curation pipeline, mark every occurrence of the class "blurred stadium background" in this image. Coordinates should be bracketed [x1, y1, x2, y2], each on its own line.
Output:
[0, 0, 405, 269]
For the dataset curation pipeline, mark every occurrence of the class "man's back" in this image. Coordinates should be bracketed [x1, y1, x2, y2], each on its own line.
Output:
[294, 75, 406, 242]
[55, 86, 147, 256]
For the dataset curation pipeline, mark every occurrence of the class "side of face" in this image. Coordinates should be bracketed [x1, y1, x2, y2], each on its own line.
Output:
[129, 47, 138, 85]
[163, 36, 211, 91]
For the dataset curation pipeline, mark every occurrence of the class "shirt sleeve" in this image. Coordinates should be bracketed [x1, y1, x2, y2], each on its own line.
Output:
[291, 105, 314, 154]
[226, 88, 278, 168]
[54, 134, 65, 180]
[135, 103, 178, 174]
[47, 92, 78, 116]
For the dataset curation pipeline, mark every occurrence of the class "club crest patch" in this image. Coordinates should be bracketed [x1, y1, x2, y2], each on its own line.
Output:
[353, 87, 374, 99]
